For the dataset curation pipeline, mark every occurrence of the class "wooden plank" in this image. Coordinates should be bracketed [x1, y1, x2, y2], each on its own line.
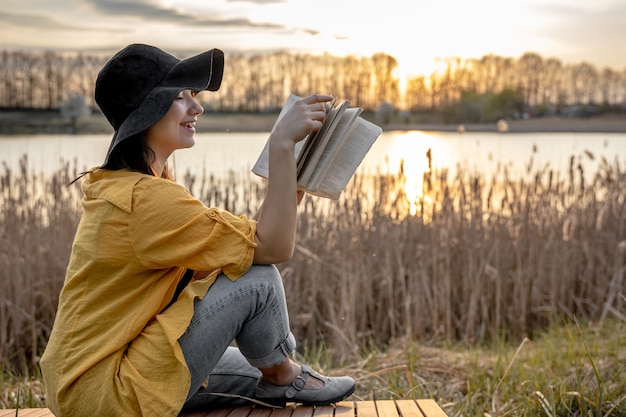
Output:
[0, 410, 54, 417]
[268, 407, 295, 417]
[223, 405, 255, 417]
[415, 400, 448, 417]
[394, 400, 425, 417]
[289, 405, 315, 417]
[375, 400, 398, 417]
[183, 406, 242, 417]
[0, 400, 448, 417]
[334, 400, 356, 417]
[312, 405, 336, 417]
[183, 405, 255, 417]
[248, 407, 273, 417]
[355, 400, 377, 417]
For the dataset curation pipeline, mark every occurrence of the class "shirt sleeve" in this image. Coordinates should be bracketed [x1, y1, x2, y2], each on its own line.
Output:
[128, 177, 257, 279]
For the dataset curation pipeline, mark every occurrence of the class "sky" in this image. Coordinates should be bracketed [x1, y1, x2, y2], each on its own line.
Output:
[1, 0, 625, 80]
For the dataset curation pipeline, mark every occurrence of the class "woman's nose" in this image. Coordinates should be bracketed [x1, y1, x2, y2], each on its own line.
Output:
[191, 100, 204, 115]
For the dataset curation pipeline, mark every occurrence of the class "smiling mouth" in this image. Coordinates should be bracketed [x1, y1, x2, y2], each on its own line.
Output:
[181, 121, 196, 131]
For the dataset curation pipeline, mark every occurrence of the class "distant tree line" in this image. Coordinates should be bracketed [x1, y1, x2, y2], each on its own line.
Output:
[0, 49, 624, 120]
[0, 50, 104, 110]
[406, 52, 626, 122]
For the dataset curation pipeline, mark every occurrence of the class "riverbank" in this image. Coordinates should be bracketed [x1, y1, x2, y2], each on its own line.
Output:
[385, 113, 626, 133]
[207, 112, 626, 133]
[1, 109, 625, 135]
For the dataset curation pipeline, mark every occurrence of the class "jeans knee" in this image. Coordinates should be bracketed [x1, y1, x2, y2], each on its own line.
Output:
[247, 264, 282, 287]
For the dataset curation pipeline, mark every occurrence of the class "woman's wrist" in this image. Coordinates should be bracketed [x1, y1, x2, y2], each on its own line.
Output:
[268, 131, 297, 152]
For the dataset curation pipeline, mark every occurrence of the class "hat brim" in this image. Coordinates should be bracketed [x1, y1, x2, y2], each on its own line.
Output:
[104, 48, 224, 165]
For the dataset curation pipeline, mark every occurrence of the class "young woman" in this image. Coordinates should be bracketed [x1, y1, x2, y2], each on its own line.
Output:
[40, 44, 355, 417]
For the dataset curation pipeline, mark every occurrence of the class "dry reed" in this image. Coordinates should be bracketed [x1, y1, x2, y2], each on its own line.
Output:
[285, 150, 625, 357]
[1, 156, 82, 373]
[1, 150, 624, 373]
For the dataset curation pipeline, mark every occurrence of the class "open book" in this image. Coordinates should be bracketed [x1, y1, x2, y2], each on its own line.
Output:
[251, 94, 383, 199]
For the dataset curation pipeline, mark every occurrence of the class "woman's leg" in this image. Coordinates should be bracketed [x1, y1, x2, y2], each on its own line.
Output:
[180, 346, 260, 411]
[178, 264, 296, 407]
[179, 264, 355, 409]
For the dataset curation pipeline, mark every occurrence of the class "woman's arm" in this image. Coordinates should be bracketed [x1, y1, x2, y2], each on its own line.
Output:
[252, 190, 305, 221]
[253, 94, 331, 264]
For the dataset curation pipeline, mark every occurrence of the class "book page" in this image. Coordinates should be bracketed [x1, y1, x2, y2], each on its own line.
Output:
[314, 118, 383, 199]
[251, 94, 304, 179]
[296, 100, 349, 185]
[306, 107, 362, 190]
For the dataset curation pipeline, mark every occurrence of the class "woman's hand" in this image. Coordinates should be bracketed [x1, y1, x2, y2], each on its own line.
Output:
[271, 94, 333, 145]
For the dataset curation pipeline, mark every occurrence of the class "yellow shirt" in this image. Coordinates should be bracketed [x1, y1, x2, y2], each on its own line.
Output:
[40, 169, 257, 417]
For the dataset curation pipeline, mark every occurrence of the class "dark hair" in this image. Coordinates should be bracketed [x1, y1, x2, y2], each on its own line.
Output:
[69, 134, 171, 185]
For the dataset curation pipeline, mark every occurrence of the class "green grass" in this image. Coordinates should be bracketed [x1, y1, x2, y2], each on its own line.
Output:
[3, 318, 624, 414]
[0, 364, 46, 409]
[460, 319, 626, 416]
[285, 318, 626, 416]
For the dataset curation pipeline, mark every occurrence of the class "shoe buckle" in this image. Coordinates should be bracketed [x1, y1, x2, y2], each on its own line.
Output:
[285, 375, 306, 399]
[291, 375, 306, 391]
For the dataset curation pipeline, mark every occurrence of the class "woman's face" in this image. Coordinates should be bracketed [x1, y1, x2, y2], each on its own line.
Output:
[144, 89, 204, 160]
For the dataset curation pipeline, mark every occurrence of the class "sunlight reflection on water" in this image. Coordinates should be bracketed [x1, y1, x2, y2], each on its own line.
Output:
[362, 130, 624, 214]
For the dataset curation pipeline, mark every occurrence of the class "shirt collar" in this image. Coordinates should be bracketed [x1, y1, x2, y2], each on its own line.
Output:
[82, 169, 149, 213]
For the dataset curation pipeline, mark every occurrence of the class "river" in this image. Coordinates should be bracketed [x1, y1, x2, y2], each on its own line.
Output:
[2, 131, 625, 199]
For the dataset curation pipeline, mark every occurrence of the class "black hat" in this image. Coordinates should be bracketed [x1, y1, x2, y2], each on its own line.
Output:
[95, 44, 224, 164]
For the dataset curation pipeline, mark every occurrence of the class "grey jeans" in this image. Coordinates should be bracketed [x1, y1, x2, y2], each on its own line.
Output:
[178, 264, 296, 411]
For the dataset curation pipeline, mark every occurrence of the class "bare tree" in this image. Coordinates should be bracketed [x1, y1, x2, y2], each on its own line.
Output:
[540, 58, 563, 106]
[599, 67, 622, 105]
[517, 52, 543, 106]
[405, 75, 429, 111]
[568, 62, 599, 104]
[371, 53, 399, 107]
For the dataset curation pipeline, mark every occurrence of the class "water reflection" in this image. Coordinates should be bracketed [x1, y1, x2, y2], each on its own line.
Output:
[363, 130, 624, 215]
[362, 131, 441, 214]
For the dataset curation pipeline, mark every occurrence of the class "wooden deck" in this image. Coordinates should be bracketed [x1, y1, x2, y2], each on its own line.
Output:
[0, 400, 448, 417]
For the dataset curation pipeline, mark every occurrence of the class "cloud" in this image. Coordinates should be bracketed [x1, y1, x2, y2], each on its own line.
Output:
[188, 17, 284, 29]
[89, 0, 192, 21]
[87, 0, 285, 29]
[0, 11, 100, 31]
[531, 2, 626, 66]
[535, 2, 626, 38]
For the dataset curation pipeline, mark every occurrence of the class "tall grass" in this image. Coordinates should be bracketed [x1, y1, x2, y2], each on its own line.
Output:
[281, 150, 625, 358]
[1, 149, 624, 377]
[1, 156, 82, 374]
